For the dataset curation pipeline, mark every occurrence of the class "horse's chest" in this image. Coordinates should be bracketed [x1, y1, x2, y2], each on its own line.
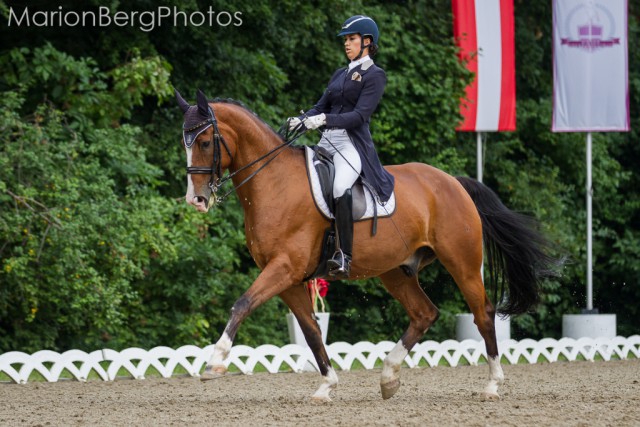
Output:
[244, 226, 276, 267]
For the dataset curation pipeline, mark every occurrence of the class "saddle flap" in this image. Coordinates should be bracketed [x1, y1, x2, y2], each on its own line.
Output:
[311, 146, 365, 219]
[351, 183, 366, 220]
[312, 146, 335, 211]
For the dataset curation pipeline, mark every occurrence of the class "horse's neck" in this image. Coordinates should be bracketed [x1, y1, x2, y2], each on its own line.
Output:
[221, 106, 305, 211]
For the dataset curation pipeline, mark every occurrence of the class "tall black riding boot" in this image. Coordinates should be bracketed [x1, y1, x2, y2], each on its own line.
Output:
[328, 189, 353, 279]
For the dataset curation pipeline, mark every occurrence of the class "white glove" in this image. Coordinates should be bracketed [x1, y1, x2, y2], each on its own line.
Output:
[287, 117, 302, 131]
[303, 113, 326, 130]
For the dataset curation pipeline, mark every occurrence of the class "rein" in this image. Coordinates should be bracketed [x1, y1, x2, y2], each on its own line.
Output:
[186, 107, 305, 204]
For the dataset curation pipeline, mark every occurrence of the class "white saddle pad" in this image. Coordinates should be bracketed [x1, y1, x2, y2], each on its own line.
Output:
[304, 146, 396, 221]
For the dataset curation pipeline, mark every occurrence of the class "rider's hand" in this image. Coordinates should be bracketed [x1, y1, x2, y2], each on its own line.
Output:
[287, 117, 303, 132]
[303, 113, 326, 130]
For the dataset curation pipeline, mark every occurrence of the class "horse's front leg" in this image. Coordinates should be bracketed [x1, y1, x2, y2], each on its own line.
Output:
[279, 285, 338, 402]
[201, 257, 299, 380]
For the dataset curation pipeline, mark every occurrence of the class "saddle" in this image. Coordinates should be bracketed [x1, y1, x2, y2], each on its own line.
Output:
[304, 146, 396, 223]
[304, 146, 396, 280]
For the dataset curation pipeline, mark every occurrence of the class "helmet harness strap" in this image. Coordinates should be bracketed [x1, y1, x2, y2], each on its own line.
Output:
[353, 35, 371, 61]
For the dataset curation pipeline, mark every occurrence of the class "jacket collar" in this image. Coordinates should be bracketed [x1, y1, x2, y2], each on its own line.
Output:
[348, 55, 373, 71]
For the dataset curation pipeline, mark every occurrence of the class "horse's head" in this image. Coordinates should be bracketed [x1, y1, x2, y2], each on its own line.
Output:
[176, 89, 233, 212]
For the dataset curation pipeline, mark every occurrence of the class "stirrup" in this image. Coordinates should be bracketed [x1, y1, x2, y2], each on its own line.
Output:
[327, 250, 351, 278]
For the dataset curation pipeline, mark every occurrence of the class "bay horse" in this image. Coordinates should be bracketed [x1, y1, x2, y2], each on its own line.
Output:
[176, 90, 557, 401]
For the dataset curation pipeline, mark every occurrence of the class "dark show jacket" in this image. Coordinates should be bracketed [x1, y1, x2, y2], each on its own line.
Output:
[304, 59, 395, 203]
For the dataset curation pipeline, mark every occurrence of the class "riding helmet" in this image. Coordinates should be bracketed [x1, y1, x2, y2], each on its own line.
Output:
[337, 15, 379, 45]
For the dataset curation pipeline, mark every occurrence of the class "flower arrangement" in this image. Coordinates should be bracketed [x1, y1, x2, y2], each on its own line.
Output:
[307, 278, 330, 313]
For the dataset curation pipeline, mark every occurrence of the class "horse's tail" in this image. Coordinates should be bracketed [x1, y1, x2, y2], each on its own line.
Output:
[456, 176, 560, 316]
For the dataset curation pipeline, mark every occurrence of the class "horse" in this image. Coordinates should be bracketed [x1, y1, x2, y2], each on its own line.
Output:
[175, 89, 558, 401]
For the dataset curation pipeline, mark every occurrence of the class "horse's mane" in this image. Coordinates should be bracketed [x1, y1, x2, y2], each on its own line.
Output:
[210, 98, 298, 147]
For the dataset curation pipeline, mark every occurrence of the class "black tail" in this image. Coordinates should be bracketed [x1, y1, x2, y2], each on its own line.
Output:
[456, 177, 560, 316]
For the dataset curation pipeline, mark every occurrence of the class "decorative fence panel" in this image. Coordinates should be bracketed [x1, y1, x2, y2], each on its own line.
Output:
[1, 336, 638, 384]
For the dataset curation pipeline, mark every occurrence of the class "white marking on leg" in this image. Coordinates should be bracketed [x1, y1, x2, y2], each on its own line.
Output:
[379, 340, 407, 399]
[381, 340, 407, 385]
[208, 332, 232, 368]
[312, 367, 339, 402]
[483, 355, 504, 399]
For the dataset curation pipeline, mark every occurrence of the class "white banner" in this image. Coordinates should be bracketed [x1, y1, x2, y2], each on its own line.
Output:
[552, 0, 629, 132]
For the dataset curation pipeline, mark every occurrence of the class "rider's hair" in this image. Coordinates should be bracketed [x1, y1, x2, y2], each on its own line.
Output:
[365, 36, 378, 57]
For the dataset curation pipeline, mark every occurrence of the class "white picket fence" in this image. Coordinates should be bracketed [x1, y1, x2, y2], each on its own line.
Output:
[1, 336, 638, 384]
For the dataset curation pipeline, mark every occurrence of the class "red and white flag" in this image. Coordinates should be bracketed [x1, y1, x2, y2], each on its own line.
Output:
[453, 0, 516, 132]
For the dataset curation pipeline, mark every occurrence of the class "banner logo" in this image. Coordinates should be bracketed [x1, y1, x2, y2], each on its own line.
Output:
[560, 4, 620, 51]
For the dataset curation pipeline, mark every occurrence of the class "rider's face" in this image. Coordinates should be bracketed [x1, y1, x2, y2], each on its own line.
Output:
[344, 34, 369, 61]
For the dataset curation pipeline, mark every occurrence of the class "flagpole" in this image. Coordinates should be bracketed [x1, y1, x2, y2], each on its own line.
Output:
[586, 132, 593, 311]
[453, 0, 515, 342]
[477, 132, 483, 183]
[477, 132, 484, 281]
[555, 0, 620, 339]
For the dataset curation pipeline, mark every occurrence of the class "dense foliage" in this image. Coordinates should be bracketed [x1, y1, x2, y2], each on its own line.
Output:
[0, 0, 638, 353]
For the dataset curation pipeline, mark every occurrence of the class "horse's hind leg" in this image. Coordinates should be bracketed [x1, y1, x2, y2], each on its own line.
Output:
[461, 279, 504, 400]
[279, 284, 337, 402]
[378, 268, 439, 400]
[438, 248, 504, 400]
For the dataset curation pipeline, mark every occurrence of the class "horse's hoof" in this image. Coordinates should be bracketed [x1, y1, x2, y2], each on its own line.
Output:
[200, 365, 227, 381]
[311, 395, 332, 403]
[380, 378, 401, 400]
[482, 380, 501, 400]
[482, 391, 501, 401]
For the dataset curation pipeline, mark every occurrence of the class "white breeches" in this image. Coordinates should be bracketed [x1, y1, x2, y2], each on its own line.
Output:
[318, 129, 362, 198]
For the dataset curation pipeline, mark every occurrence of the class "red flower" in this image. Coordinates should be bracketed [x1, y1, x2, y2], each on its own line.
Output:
[307, 279, 330, 312]
[316, 279, 329, 297]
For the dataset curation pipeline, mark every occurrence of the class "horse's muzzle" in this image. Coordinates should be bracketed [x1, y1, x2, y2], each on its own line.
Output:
[187, 194, 210, 212]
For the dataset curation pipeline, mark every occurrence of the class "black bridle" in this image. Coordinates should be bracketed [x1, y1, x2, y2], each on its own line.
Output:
[185, 107, 233, 203]
[185, 106, 304, 204]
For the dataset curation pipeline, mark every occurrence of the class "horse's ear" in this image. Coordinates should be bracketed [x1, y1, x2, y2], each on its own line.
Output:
[196, 89, 210, 116]
[175, 89, 190, 114]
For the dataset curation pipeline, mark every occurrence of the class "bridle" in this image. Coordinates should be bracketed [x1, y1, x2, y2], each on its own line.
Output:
[184, 105, 303, 204]
[185, 107, 231, 179]
[184, 106, 233, 204]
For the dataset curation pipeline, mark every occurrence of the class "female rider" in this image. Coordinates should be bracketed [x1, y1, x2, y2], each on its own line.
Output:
[289, 15, 394, 279]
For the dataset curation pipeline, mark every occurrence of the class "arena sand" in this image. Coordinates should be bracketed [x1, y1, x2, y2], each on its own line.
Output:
[1, 359, 638, 426]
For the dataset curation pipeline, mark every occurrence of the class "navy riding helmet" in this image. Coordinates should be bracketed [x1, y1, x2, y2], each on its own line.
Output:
[337, 15, 379, 45]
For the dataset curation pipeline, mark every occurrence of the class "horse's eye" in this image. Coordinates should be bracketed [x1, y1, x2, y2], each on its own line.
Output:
[201, 139, 211, 148]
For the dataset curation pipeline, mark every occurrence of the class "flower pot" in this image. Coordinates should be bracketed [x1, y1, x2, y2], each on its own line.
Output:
[562, 313, 617, 339]
[455, 313, 511, 342]
[286, 312, 330, 347]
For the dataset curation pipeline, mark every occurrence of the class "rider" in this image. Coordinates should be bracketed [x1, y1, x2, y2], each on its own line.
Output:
[289, 15, 394, 279]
